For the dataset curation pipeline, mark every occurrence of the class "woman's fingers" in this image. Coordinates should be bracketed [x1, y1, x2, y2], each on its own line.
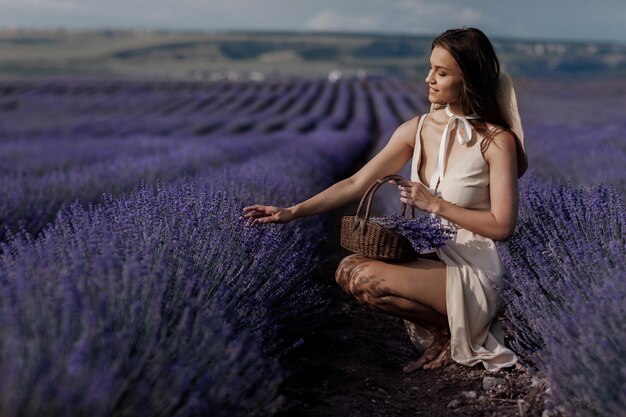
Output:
[242, 205, 292, 226]
[242, 209, 265, 218]
[391, 180, 437, 212]
[250, 214, 275, 226]
[243, 205, 269, 213]
[249, 216, 262, 226]
[242, 204, 280, 226]
[391, 178, 413, 187]
[242, 205, 276, 217]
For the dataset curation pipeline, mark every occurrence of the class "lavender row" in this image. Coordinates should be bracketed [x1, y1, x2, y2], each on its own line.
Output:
[0, 79, 427, 140]
[376, 77, 429, 122]
[361, 80, 429, 216]
[0, 134, 286, 242]
[500, 79, 626, 417]
[0, 113, 373, 416]
[522, 121, 626, 191]
[0, 185, 302, 417]
[498, 175, 625, 417]
[0, 136, 178, 176]
[0, 77, 389, 242]
[515, 77, 626, 191]
[0, 80, 301, 138]
[365, 79, 403, 153]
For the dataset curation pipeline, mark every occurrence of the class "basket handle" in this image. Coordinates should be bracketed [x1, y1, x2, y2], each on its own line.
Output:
[362, 176, 416, 222]
[353, 175, 415, 234]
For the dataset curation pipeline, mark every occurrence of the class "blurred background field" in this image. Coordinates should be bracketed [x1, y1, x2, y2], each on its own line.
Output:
[1, 29, 625, 80]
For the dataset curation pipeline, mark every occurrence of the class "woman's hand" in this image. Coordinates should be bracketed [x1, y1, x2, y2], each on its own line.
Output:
[390, 179, 439, 213]
[241, 205, 295, 226]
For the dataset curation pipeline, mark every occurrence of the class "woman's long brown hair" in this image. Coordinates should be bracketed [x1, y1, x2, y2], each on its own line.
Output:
[431, 28, 518, 154]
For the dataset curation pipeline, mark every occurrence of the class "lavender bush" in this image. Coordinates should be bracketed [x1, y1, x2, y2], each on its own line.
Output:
[3, 75, 624, 417]
[499, 175, 625, 415]
[0, 184, 300, 416]
[0, 174, 345, 416]
[0, 77, 380, 416]
[0, 134, 284, 241]
[543, 273, 626, 417]
[516, 76, 626, 192]
[0, 78, 380, 241]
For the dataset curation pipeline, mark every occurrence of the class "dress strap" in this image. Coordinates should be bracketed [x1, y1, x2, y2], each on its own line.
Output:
[414, 113, 439, 252]
[415, 113, 427, 145]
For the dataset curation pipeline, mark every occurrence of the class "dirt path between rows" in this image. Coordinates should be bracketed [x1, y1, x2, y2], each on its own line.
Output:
[275, 211, 552, 417]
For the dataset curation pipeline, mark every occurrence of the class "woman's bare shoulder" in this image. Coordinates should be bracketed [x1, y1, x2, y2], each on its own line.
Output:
[404, 109, 443, 125]
[483, 125, 516, 163]
[392, 114, 422, 144]
[394, 109, 445, 142]
[485, 122, 516, 145]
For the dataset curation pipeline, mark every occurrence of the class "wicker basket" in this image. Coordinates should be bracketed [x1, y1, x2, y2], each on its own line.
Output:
[340, 174, 418, 262]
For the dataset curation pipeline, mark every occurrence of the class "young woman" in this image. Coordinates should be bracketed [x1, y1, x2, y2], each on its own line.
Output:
[242, 28, 528, 372]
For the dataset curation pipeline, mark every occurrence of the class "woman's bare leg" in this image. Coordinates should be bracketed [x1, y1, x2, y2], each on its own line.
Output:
[335, 254, 371, 294]
[335, 254, 452, 371]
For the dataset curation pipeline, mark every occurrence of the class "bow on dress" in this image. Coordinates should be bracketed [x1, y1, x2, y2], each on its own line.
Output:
[428, 105, 480, 193]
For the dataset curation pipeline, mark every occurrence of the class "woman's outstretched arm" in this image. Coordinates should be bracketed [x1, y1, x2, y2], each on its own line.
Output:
[395, 129, 519, 241]
[242, 116, 420, 225]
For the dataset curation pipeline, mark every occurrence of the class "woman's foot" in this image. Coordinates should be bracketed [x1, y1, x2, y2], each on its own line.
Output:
[402, 328, 450, 373]
[423, 338, 453, 369]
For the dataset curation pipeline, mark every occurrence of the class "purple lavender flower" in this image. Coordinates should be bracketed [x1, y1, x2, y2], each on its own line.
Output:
[0, 76, 386, 416]
[4, 75, 623, 417]
[498, 175, 625, 416]
[370, 214, 456, 253]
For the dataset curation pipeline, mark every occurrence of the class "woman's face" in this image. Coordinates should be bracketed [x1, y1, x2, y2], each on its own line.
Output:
[425, 45, 463, 105]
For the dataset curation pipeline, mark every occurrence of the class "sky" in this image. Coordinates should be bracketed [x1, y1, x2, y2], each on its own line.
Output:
[0, 0, 625, 43]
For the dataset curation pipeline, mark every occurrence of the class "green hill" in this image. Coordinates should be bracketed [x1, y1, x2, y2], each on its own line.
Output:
[0, 29, 624, 80]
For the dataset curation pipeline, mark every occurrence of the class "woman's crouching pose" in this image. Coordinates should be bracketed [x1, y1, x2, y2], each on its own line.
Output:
[243, 27, 528, 372]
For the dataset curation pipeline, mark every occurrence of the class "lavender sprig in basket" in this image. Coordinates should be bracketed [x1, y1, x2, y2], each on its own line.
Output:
[340, 175, 455, 261]
[369, 214, 456, 254]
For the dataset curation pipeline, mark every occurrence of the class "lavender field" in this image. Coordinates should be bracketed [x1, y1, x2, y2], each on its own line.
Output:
[0, 75, 624, 417]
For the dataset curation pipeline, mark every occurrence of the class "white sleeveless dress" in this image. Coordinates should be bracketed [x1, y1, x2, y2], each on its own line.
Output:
[403, 112, 518, 372]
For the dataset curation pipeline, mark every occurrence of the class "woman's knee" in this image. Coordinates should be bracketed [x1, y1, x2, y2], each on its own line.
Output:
[348, 263, 383, 304]
[335, 254, 370, 290]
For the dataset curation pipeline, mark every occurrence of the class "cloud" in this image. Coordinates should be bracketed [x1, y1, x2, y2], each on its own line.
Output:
[305, 10, 381, 31]
[302, 2, 484, 35]
[394, 0, 485, 28]
[0, 0, 621, 42]
[0, 0, 81, 10]
[456, 8, 483, 25]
